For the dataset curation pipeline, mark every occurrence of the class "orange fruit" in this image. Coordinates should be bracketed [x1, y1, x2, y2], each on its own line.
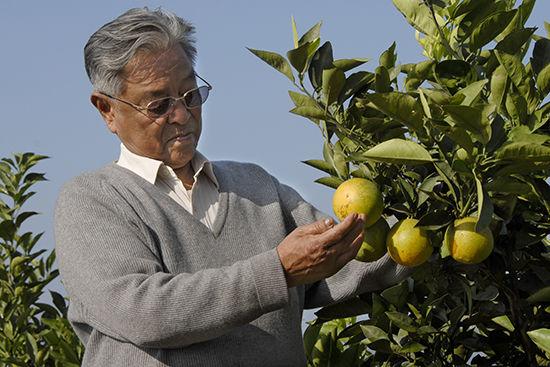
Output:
[356, 217, 390, 262]
[386, 218, 432, 267]
[451, 217, 494, 264]
[332, 178, 383, 227]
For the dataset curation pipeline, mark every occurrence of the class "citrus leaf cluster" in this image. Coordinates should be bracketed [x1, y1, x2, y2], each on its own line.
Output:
[0, 153, 84, 366]
[251, 0, 550, 365]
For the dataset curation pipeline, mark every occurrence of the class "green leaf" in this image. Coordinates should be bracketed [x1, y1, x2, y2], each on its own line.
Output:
[489, 65, 508, 112]
[333, 58, 369, 72]
[379, 42, 397, 69]
[287, 39, 320, 74]
[341, 71, 374, 101]
[392, 0, 440, 36]
[291, 16, 299, 49]
[416, 210, 453, 230]
[375, 66, 392, 93]
[474, 175, 493, 232]
[456, 80, 488, 107]
[15, 211, 38, 227]
[496, 142, 550, 162]
[315, 176, 343, 189]
[302, 160, 336, 176]
[527, 287, 550, 304]
[418, 175, 439, 207]
[247, 48, 294, 82]
[448, 128, 474, 154]
[441, 224, 453, 258]
[505, 88, 528, 125]
[308, 41, 333, 91]
[434, 60, 475, 92]
[491, 315, 515, 332]
[290, 106, 327, 121]
[303, 322, 323, 359]
[50, 291, 67, 315]
[10, 256, 30, 270]
[360, 139, 432, 165]
[288, 91, 317, 108]
[442, 105, 491, 143]
[381, 281, 408, 307]
[496, 50, 538, 112]
[531, 37, 550, 76]
[421, 88, 452, 105]
[536, 64, 550, 97]
[360, 325, 389, 343]
[322, 67, 346, 106]
[298, 21, 322, 46]
[450, 0, 492, 19]
[386, 311, 417, 332]
[366, 92, 423, 132]
[398, 342, 426, 354]
[527, 328, 550, 354]
[333, 141, 349, 179]
[495, 0, 535, 42]
[485, 177, 531, 195]
[495, 27, 536, 55]
[25, 332, 38, 361]
[470, 10, 517, 51]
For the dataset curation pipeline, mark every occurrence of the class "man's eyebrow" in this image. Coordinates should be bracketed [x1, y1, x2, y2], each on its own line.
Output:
[139, 71, 197, 101]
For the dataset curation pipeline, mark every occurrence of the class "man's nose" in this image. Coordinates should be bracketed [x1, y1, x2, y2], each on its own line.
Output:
[168, 99, 191, 124]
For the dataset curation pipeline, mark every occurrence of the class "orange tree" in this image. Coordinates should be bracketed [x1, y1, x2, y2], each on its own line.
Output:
[251, 0, 550, 365]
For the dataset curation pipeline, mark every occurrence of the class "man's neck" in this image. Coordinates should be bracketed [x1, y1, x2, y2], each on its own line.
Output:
[174, 164, 195, 189]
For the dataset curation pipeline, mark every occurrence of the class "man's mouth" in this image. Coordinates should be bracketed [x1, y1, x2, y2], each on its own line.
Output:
[169, 132, 193, 142]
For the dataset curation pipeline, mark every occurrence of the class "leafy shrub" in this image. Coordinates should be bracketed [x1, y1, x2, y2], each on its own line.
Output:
[252, 0, 550, 365]
[0, 153, 83, 366]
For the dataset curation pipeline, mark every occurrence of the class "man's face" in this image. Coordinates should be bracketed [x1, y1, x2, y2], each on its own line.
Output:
[94, 45, 202, 171]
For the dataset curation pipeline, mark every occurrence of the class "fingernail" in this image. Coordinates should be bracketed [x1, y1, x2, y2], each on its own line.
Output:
[324, 218, 333, 227]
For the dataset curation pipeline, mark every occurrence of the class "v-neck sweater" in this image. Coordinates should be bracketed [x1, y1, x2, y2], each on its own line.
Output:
[54, 161, 410, 366]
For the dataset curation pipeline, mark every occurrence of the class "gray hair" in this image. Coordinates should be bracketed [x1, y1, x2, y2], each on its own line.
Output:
[84, 7, 197, 96]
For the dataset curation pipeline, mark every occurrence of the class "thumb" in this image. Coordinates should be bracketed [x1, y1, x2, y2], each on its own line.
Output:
[302, 217, 335, 235]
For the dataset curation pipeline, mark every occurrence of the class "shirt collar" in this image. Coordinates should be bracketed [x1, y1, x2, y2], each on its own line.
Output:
[116, 143, 219, 188]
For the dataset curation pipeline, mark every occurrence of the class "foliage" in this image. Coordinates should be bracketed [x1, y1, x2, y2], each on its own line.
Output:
[252, 0, 550, 365]
[0, 153, 83, 366]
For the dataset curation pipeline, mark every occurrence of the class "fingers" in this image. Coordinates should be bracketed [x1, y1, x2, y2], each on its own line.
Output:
[299, 217, 335, 235]
[320, 213, 364, 246]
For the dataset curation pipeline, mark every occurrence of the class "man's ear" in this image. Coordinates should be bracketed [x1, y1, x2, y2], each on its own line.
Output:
[91, 92, 117, 134]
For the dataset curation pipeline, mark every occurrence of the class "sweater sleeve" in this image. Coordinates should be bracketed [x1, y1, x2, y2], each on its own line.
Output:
[54, 175, 289, 349]
[273, 178, 412, 309]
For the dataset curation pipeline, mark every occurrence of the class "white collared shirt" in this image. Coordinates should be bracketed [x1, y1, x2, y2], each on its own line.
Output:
[116, 143, 220, 231]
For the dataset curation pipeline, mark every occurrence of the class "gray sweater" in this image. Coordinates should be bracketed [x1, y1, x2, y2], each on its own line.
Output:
[54, 161, 409, 366]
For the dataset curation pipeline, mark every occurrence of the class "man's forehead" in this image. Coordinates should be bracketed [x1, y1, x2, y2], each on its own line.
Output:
[122, 46, 194, 85]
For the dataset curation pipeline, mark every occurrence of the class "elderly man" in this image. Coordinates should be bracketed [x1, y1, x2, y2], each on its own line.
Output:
[54, 7, 410, 366]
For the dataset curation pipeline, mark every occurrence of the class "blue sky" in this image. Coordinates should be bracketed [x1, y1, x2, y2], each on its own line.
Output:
[1, 1, 548, 327]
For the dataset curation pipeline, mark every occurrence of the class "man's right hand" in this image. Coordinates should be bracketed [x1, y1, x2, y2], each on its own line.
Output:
[276, 214, 365, 288]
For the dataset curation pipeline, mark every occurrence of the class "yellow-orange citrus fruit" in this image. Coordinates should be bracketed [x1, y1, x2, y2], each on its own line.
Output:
[451, 217, 494, 264]
[356, 217, 390, 262]
[332, 178, 383, 227]
[386, 218, 432, 267]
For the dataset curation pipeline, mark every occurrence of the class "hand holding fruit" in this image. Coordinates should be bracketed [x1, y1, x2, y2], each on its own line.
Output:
[276, 213, 365, 287]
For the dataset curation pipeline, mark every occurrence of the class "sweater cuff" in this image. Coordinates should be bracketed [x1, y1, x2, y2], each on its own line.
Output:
[249, 249, 289, 312]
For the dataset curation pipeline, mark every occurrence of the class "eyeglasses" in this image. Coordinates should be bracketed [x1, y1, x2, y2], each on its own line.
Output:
[100, 74, 212, 119]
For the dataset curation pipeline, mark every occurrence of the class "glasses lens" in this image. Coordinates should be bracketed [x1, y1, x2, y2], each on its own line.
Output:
[147, 97, 174, 117]
[184, 86, 210, 108]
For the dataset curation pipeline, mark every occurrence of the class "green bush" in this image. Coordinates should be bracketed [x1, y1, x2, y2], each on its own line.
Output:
[252, 0, 550, 365]
[0, 153, 83, 366]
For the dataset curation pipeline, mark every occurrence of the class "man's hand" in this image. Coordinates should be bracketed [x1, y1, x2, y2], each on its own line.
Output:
[276, 214, 365, 288]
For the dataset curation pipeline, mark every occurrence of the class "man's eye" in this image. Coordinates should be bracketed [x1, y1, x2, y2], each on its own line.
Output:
[184, 90, 202, 107]
[147, 98, 172, 115]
